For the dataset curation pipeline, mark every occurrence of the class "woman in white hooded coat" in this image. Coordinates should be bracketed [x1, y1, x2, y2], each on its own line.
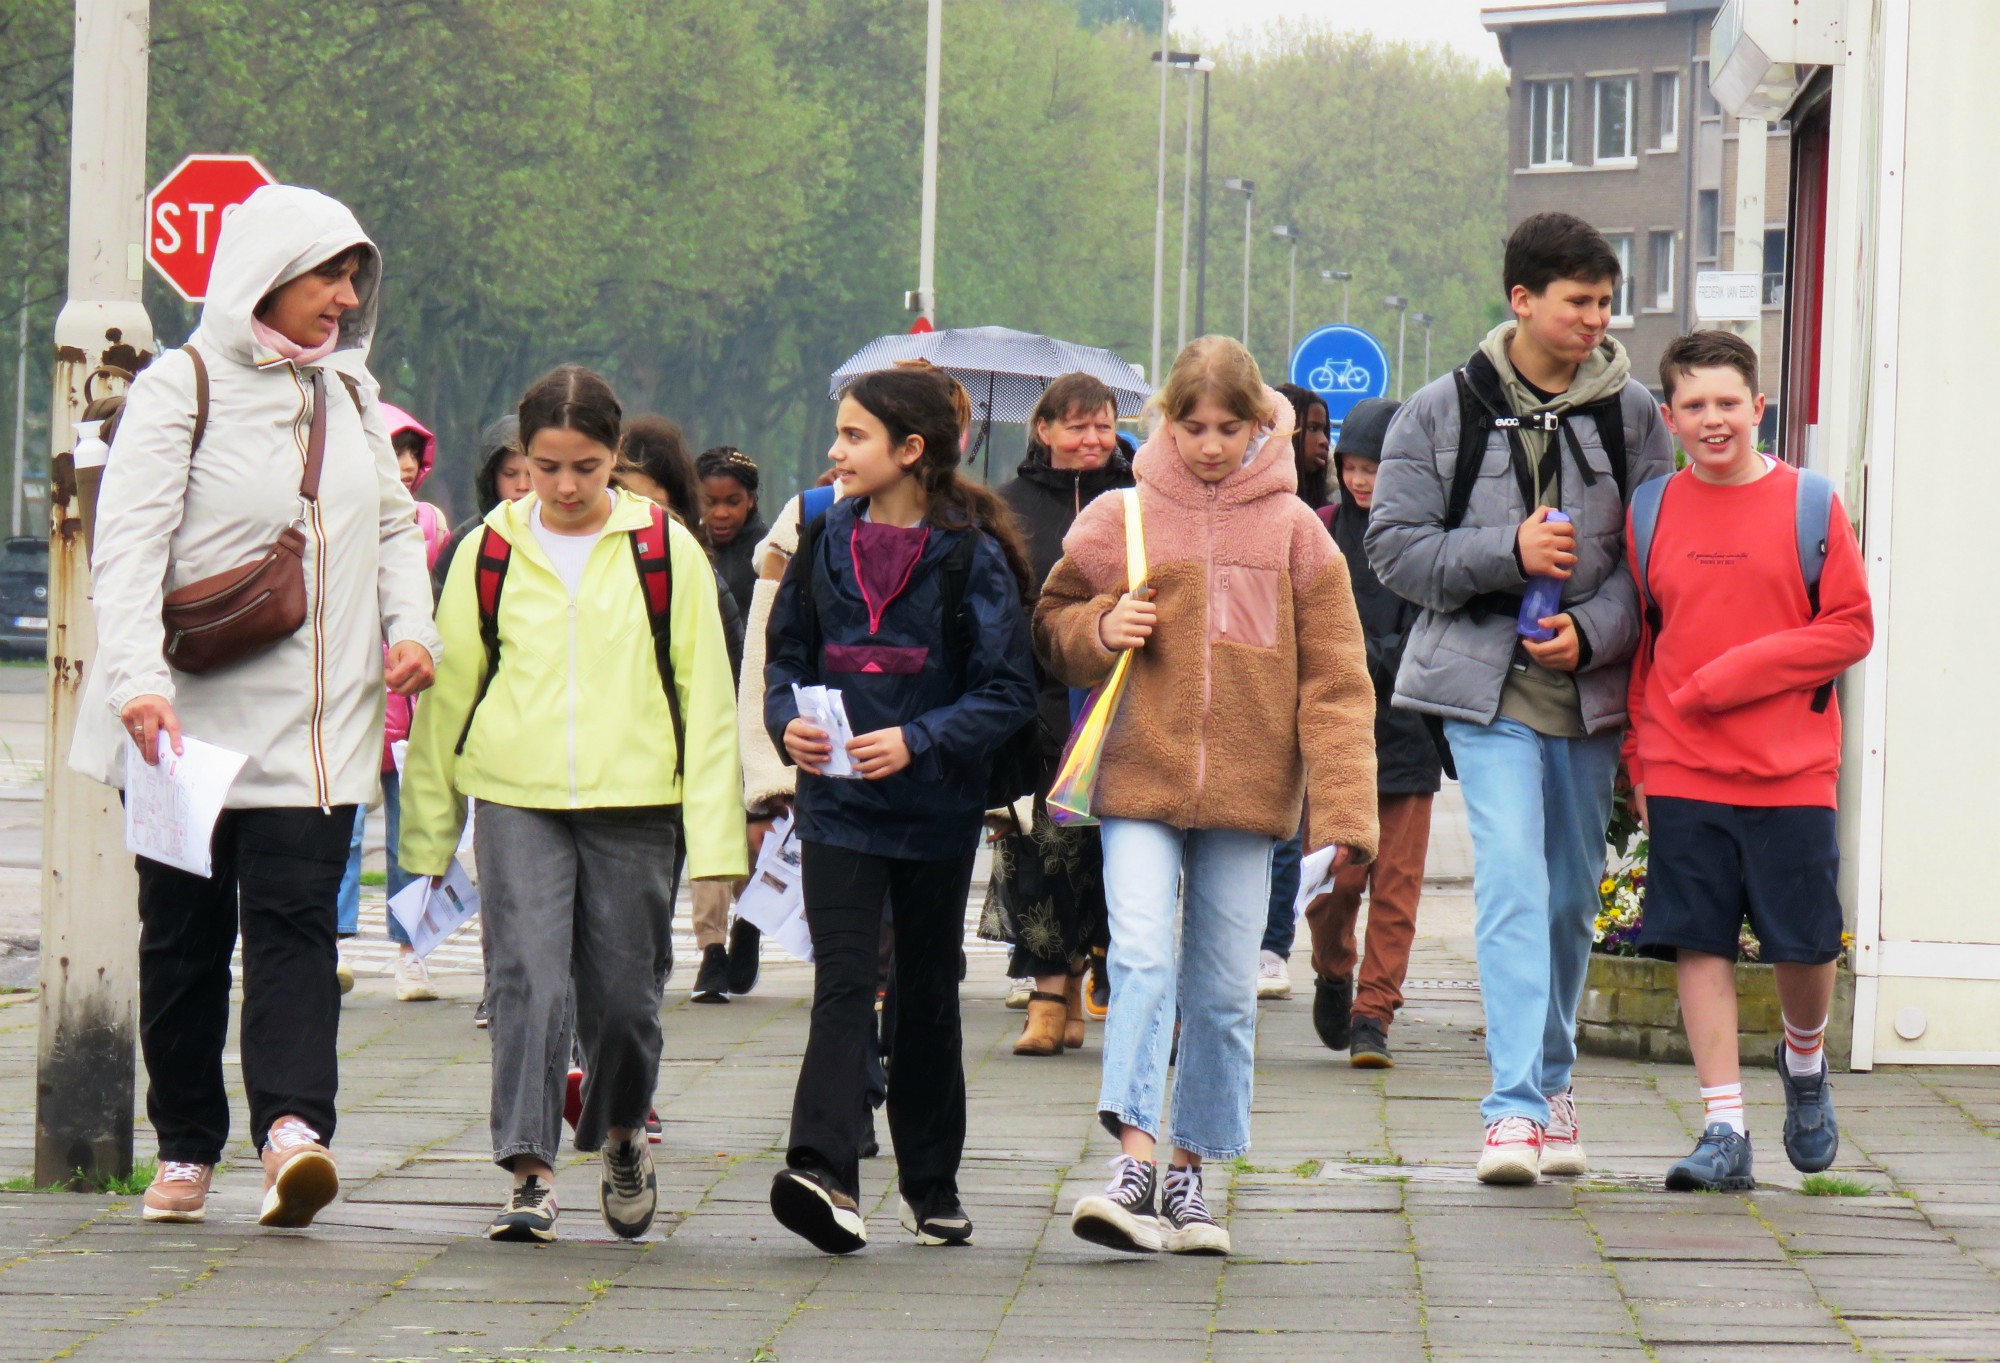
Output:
[70, 184, 441, 1229]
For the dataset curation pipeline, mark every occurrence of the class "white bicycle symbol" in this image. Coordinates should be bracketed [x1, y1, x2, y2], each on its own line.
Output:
[1309, 357, 1372, 392]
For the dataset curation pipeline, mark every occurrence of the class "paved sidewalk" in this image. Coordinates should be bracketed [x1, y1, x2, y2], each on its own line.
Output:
[5, 873, 2000, 1362]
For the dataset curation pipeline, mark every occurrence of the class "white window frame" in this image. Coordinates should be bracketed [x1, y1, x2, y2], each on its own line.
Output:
[1652, 71, 1681, 152]
[1649, 230, 1676, 310]
[1527, 79, 1571, 167]
[1595, 77, 1637, 164]
[1606, 234, 1635, 323]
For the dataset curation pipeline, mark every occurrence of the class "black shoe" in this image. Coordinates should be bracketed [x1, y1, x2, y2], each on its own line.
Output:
[690, 943, 730, 1003]
[1313, 975, 1354, 1051]
[1070, 1154, 1160, 1253]
[1087, 949, 1110, 1017]
[1159, 1164, 1229, 1255]
[770, 1167, 867, 1254]
[899, 1190, 973, 1246]
[725, 918, 762, 996]
[1349, 1015, 1393, 1068]
[599, 1135, 657, 1239]
[473, 996, 491, 1030]
[488, 1176, 559, 1243]
[859, 1111, 880, 1160]
[644, 1109, 663, 1144]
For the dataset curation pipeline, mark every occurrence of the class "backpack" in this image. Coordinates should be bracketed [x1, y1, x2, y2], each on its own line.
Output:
[791, 506, 1042, 808]
[453, 501, 685, 771]
[1441, 359, 1630, 533]
[1630, 465, 1838, 714]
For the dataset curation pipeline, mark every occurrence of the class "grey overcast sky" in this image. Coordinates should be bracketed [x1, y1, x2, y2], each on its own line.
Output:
[1171, 0, 1505, 68]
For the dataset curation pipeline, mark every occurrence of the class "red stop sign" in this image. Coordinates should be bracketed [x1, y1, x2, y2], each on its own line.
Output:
[146, 154, 277, 302]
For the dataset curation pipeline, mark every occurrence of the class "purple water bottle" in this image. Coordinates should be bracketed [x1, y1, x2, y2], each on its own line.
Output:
[1516, 509, 1572, 642]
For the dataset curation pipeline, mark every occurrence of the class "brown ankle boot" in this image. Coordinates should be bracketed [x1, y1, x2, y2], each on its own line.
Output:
[1063, 973, 1086, 1050]
[1013, 992, 1067, 1056]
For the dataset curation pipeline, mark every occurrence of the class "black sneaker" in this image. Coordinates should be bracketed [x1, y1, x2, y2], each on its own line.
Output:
[770, 1166, 867, 1254]
[1086, 949, 1110, 1019]
[1070, 1154, 1160, 1253]
[898, 1190, 973, 1246]
[644, 1109, 663, 1144]
[473, 997, 491, 1030]
[725, 918, 762, 995]
[600, 1135, 657, 1239]
[1313, 975, 1354, 1051]
[690, 943, 730, 1003]
[859, 1111, 880, 1160]
[1349, 1015, 1393, 1068]
[488, 1176, 559, 1243]
[1159, 1164, 1229, 1255]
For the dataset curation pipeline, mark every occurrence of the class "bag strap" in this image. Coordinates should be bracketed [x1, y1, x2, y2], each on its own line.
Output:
[454, 526, 515, 755]
[300, 369, 328, 502]
[1122, 487, 1147, 589]
[184, 345, 211, 456]
[793, 502, 828, 669]
[1444, 368, 1491, 531]
[1796, 468, 1837, 713]
[630, 503, 684, 780]
[1629, 471, 1670, 658]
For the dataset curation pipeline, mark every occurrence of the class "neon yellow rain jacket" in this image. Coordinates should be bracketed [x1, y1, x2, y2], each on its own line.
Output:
[400, 489, 747, 880]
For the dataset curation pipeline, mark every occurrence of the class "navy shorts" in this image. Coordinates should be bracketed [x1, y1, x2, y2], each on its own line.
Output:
[1638, 796, 1844, 965]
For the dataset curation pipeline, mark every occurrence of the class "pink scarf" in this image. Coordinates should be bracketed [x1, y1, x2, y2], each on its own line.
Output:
[251, 316, 342, 367]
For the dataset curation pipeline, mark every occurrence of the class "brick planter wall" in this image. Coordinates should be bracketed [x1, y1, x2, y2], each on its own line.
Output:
[1577, 954, 1855, 1071]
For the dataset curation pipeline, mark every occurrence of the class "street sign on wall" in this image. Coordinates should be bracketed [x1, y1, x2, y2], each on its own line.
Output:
[145, 155, 277, 302]
[1694, 270, 1763, 322]
[1289, 324, 1390, 426]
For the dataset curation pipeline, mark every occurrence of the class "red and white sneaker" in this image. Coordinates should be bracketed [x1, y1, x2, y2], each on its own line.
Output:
[563, 1068, 584, 1133]
[1541, 1088, 1588, 1176]
[1476, 1115, 1544, 1185]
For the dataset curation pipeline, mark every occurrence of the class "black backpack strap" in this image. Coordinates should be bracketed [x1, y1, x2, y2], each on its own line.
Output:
[454, 527, 514, 755]
[630, 503, 683, 780]
[1443, 368, 1490, 532]
[938, 530, 981, 675]
[790, 505, 829, 670]
[1584, 394, 1630, 505]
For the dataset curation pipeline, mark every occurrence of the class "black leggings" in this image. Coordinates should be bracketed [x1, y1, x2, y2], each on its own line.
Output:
[788, 841, 975, 1203]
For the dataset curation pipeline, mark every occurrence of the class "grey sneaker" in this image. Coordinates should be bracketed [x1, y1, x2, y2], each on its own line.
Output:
[1070, 1155, 1161, 1253]
[489, 1176, 559, 1242]
[1159, 1164, 1229, 1255]
[1775, 1041, 1840, 1173]
[1665, 1123, 1756, 1192]
[599, 1135, 657, 1239]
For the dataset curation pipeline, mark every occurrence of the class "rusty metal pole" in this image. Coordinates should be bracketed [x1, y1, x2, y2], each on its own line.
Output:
[37, 0, 153, 1187]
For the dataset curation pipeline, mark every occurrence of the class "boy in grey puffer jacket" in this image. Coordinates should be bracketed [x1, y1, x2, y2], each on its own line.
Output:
[1365, 212, 1671, 1185]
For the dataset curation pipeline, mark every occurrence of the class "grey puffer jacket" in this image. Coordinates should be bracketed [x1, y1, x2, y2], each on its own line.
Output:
[1364, 345, 1671, 735]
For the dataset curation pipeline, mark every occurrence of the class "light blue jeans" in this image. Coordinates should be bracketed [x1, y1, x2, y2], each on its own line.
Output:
[335, 772, 413, 946]
[1097, 818, 1275, 1161]
[1444, 717, 1621, 1126]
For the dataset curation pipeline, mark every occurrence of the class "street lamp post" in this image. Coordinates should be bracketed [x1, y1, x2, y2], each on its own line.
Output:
[1321, 269, 1352, 325]
[1148, 0, 1171, 387]
[1383, 295, 1409, 400]
[1223, 178, 1255, 346]
[1194, 62, 1212, 337]
[1152, 51, 1214, 354]
[1271, 225, 1301, 359]
[1412, 312, 1436, 385]
[911, 0, 942, 324]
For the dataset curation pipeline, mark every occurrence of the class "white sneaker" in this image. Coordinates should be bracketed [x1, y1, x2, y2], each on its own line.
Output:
[1476, 1115, 1544, 1185]
[1004, 977, 1034, 1010]
[1541, 1087, 1588, 1176]
[1256, 950, 1292, 1000]
[395, 950, 438, 1002]
[334, 950, 355, 996]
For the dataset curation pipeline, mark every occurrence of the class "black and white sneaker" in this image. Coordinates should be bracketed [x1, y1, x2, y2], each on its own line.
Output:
[1070, 1154, 1160, 1253]
[489, 1176, 559, 1243]
[770, 1166, 867, 1254]
[600, 1136, 657, 1239]
[691, 943, 731, 1003]
[1159, 1164, 1229, 1255]
[898, 1190, 973, 1246]
[725, 918, 762, 996]
[473, 996, 491, 1030]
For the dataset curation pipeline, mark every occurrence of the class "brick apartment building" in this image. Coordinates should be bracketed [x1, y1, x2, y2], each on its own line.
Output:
[1481, 1, 1789, 421]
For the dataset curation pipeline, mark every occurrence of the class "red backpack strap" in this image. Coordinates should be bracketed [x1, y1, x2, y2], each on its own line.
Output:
[454, 527, 515, 756]
[629, 505, 683, 779]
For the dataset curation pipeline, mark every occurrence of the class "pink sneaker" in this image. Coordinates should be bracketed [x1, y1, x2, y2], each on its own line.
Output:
[1476, 1115, 1543, 1185]
[1541, 1088, 1588, 1176]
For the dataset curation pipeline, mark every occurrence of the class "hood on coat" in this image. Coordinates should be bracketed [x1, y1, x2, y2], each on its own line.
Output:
[195, 184, 381, 369]
[1476, 321, 1632, 416]
[377, 402, 436, 490]
[1332, 397, 1400, 516]
[1132, 384, 1297, 508]
[473, 416, 522, 514]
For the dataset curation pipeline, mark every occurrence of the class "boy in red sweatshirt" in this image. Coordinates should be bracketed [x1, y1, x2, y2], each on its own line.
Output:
[1626, 330, 1873, 1192]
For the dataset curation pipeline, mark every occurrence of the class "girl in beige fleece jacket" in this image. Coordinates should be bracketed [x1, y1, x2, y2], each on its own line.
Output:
[1035, 337, 1377, 1256]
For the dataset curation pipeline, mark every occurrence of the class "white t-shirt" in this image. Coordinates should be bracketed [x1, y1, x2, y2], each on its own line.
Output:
[531, 503, 607, 598]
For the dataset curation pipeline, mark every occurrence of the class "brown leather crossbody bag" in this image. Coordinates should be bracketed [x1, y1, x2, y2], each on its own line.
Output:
[159, 347, 328, 675]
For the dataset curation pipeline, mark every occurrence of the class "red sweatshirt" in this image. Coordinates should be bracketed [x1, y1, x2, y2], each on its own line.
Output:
[1624, 460, 1873, 808]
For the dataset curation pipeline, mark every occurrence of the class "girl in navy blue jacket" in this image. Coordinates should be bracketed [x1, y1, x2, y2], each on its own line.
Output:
[763, 366, 1038, 1255]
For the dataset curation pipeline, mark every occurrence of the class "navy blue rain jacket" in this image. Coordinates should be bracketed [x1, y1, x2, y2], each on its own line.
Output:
[763, 498, 1038, 859]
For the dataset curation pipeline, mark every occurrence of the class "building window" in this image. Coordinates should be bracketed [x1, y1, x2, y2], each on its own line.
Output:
[1697, 190, 1720, 260]
[1527, 80, 1570, 166]
[1607, 234, 1634, 321]
[1695, 59, 1722, 117]
[1595, 77, 1636, 162]
[1649, 231, 1676, 309]
[1763, 227, 1788, 306]
[1652, 72, 1680, 151]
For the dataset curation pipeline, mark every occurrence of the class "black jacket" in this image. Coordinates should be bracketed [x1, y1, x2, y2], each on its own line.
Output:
[711, 512, 766, 622]
[1330, 472, 1443, 796]
[998, 445, 1134, 772]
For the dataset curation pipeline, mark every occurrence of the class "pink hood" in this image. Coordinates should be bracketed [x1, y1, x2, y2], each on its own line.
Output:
[378, 402, 436, 490]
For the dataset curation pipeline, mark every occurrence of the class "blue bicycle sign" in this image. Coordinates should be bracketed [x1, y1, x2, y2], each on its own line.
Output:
[1290, 325, 1390, 426]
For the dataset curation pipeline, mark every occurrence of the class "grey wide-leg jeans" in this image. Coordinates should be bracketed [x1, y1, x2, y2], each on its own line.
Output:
[475, 801, 680, 1168]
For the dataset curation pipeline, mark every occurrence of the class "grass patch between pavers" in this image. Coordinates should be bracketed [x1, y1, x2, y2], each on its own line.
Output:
[1, 1159, 155, 1194]
[361, 869, 388, 887]
[1799, 1173, 1876, 1197]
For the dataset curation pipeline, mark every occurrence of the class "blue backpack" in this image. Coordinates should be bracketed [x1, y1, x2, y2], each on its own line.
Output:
[1629, 465, 1837, 712]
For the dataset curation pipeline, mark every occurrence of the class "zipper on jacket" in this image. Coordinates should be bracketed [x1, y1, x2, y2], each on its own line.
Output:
[1194, 482, 1216, 816]
[566, 593, 580, 806]
[291, 367, 331, 809]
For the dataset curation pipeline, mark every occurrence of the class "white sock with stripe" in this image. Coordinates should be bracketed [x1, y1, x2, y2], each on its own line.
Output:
[1783, 1014, 1828, 1078]
[1700, 1082, 1746, 1136]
